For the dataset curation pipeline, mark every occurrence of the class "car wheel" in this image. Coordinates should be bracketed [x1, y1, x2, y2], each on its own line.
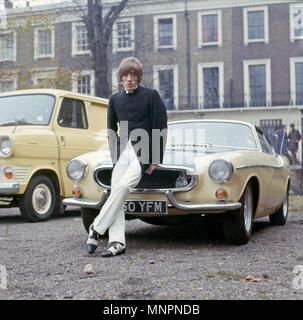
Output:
[81, 208, 108, 238]
[19, 175, 56, 222]
[223, 183, 254, 245]
[269, 188, 289, 226]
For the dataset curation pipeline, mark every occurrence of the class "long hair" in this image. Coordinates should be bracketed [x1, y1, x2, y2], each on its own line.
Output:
[118, 57, 143, 83]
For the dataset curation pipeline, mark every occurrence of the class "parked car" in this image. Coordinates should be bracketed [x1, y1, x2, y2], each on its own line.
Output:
[63, 120, 290, 244]
[0, 89, 108, 222]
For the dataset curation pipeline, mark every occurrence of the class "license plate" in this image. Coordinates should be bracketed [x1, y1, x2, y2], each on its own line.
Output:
[124, 200, 167, 214]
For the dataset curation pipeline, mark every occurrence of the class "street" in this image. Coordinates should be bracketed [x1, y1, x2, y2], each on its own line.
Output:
[0, 207, 302, 300]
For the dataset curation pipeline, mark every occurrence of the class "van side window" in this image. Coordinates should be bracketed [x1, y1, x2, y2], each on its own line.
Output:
[58, 98, 88, 129]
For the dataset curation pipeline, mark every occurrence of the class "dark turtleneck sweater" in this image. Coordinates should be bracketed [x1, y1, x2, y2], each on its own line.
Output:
[107, 85, 168, 173]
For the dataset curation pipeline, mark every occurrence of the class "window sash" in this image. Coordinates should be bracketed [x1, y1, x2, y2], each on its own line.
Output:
[295, 62, 303, 104]
[203, 67, 219, 108]
[117, 22, 132, 48]
[294, 7, 303, 37]
[1, 34, 14, 60]
[77, 75, 91, 95]
[158, 69, 174, 110]
[249, 64, 266, 106]
[202, 14, 218, 43]
[158, 18, 173, 46]
[38, 29, 52, 55]
[247, 10, 265, 40]
[76, 25, 89, 51]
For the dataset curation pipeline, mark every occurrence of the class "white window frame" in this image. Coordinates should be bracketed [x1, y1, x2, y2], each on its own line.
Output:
[243, 59, 271, 107]
[34, 26, 55, 60]
[71, 22, 90, 56]
[197, 62, 224, 109]
[72, 70, 95, 96]
[290, 57, 303, 105]
[0, 77, 17, 92]
[153, 65, 179, 110]
[0, 31, 17, 62]
[243, 6, 269, 45]
[153, 14, 177, 51]
[197, 10, 222, 48]
[112, 17, 135, 53]
[31, 69, 56, 88]
[290, 3, 303, 42]
[111, 68, 120, 94]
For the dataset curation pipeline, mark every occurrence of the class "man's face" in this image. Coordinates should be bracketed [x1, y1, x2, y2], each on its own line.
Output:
[121, 71, 139, 92]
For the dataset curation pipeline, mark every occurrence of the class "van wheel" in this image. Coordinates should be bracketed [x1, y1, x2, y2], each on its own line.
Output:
[20, 175, 56, 222]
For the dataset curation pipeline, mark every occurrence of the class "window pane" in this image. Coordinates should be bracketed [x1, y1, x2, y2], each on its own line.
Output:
[247, 10, 265, 40]
[38, 29, 52, 55]
[249, 64, 266, 106]
[294, 7, 303, 37]
[203, 67, 219, 108]
[158, 18, 173, 46]
[1, 34, 14, 60]
[295, 62, 303, 104]
[117, 21, 131, 49]
[76, 25, 89, 51]
[158, 69, 174, 110]
[202, 14, 218, 43]
[77, 75, 91, 95]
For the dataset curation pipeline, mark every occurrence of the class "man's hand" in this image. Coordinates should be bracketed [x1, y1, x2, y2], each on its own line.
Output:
[145, 163, 157, 175]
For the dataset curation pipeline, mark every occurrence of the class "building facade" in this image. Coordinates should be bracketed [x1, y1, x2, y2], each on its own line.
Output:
[0, 0, 303, 153]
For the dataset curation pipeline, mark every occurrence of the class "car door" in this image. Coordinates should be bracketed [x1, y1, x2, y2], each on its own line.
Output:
[54, 97, 103, 196]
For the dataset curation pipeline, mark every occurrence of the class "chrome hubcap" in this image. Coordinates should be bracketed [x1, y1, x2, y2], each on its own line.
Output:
[32, 184, 52, 215]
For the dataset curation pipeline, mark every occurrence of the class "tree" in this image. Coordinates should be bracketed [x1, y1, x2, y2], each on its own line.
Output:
[77, 0, 129, 98]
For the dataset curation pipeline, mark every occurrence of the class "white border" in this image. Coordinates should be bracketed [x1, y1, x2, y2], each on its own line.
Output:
[197, 9, 222, 47]
[72, 69, 95, 96]
[243, 59, 271, 107]
[290, 3, 303, 42]
[243, 6, 269, 45]
[290, 56, 303, 105]
[153, 64, 179, 110]
[197, 62, 224, 109]
[153, 13, 177, 51]
[112, 17, 135, 53]
[71, 22, 91, 56]
[0, 31, 17, 62]
[34, 26, 55, 60]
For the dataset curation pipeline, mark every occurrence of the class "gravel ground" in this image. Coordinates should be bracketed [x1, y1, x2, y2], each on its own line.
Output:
[0, 207, 302, 300]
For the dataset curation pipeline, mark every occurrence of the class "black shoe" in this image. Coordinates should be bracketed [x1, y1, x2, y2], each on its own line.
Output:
[87, 224, 99, 254]
[101, 241, 125, 258]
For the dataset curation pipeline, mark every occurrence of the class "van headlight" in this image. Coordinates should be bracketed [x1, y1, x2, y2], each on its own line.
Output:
[208, 159, 233, 183]
[66, 159, 87, 182]
[0, 137, 13, 158]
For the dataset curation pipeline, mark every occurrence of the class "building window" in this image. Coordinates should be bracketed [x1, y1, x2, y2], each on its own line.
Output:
[154, 14, 177, 50]
[34, 27, 55, 59]
[72, 23, 90, 56]
[243, 59, 271, 107]
[112, 18, 135, 53]
[153, 65, 179, 110]
[0, 32, 16, 62]
[260, 119, 282, 146]
[290, 57, 303, 105]
[243, 6, 268, 45]
[198, 62, 224, 109]
[31, 69, 56, 88]
[290, 4, 303, 42]
[0, 80, 16, 92]
[72, 70, 95, 96]
[198, 10, 222, 47]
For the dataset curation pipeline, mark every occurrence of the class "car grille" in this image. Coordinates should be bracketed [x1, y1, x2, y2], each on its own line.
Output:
[93, 165, 198, 193]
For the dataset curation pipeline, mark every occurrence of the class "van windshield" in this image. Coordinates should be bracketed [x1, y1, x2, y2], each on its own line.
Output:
[0, 94, 56, 126]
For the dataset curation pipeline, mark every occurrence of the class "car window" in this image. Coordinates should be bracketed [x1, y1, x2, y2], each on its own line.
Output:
[58, 98, 88, 129]
[258, 133, 273, 154]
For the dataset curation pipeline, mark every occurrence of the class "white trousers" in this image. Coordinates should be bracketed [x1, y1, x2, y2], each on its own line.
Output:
[93, 141, 142, 245]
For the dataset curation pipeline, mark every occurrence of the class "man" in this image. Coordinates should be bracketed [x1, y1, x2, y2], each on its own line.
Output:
[288, 123, 301, 165]
[273, 125, 288, 156]
[87, 57, 168, 257]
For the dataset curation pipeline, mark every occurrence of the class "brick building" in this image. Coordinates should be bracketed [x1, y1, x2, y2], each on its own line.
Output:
[0, 0, 303, 150]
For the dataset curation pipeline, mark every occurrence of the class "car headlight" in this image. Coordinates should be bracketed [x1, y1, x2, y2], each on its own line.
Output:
[0, 137, 13, 158]
[208, 159, 234, 183]
[66, 159, 87, 182]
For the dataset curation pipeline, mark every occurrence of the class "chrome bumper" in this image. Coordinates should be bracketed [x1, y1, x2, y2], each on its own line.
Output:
[0, 183, 20, 194]
[63, 189, 241, 212]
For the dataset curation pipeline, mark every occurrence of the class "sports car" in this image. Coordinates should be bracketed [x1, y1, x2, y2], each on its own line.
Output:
[63, 120, 290, 245]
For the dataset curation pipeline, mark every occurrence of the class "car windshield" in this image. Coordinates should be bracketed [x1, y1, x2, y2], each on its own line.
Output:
[167, 121, 257, 151]
[0, 94, 55, 126]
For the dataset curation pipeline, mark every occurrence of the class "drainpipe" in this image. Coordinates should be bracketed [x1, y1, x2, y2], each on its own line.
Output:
[184, 0, 191, 108]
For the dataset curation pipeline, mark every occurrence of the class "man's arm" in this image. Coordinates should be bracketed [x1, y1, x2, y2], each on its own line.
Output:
[107, 97, 119, 164]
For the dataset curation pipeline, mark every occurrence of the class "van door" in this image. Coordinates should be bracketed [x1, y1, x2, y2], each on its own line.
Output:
[54, 97, 103, 196]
